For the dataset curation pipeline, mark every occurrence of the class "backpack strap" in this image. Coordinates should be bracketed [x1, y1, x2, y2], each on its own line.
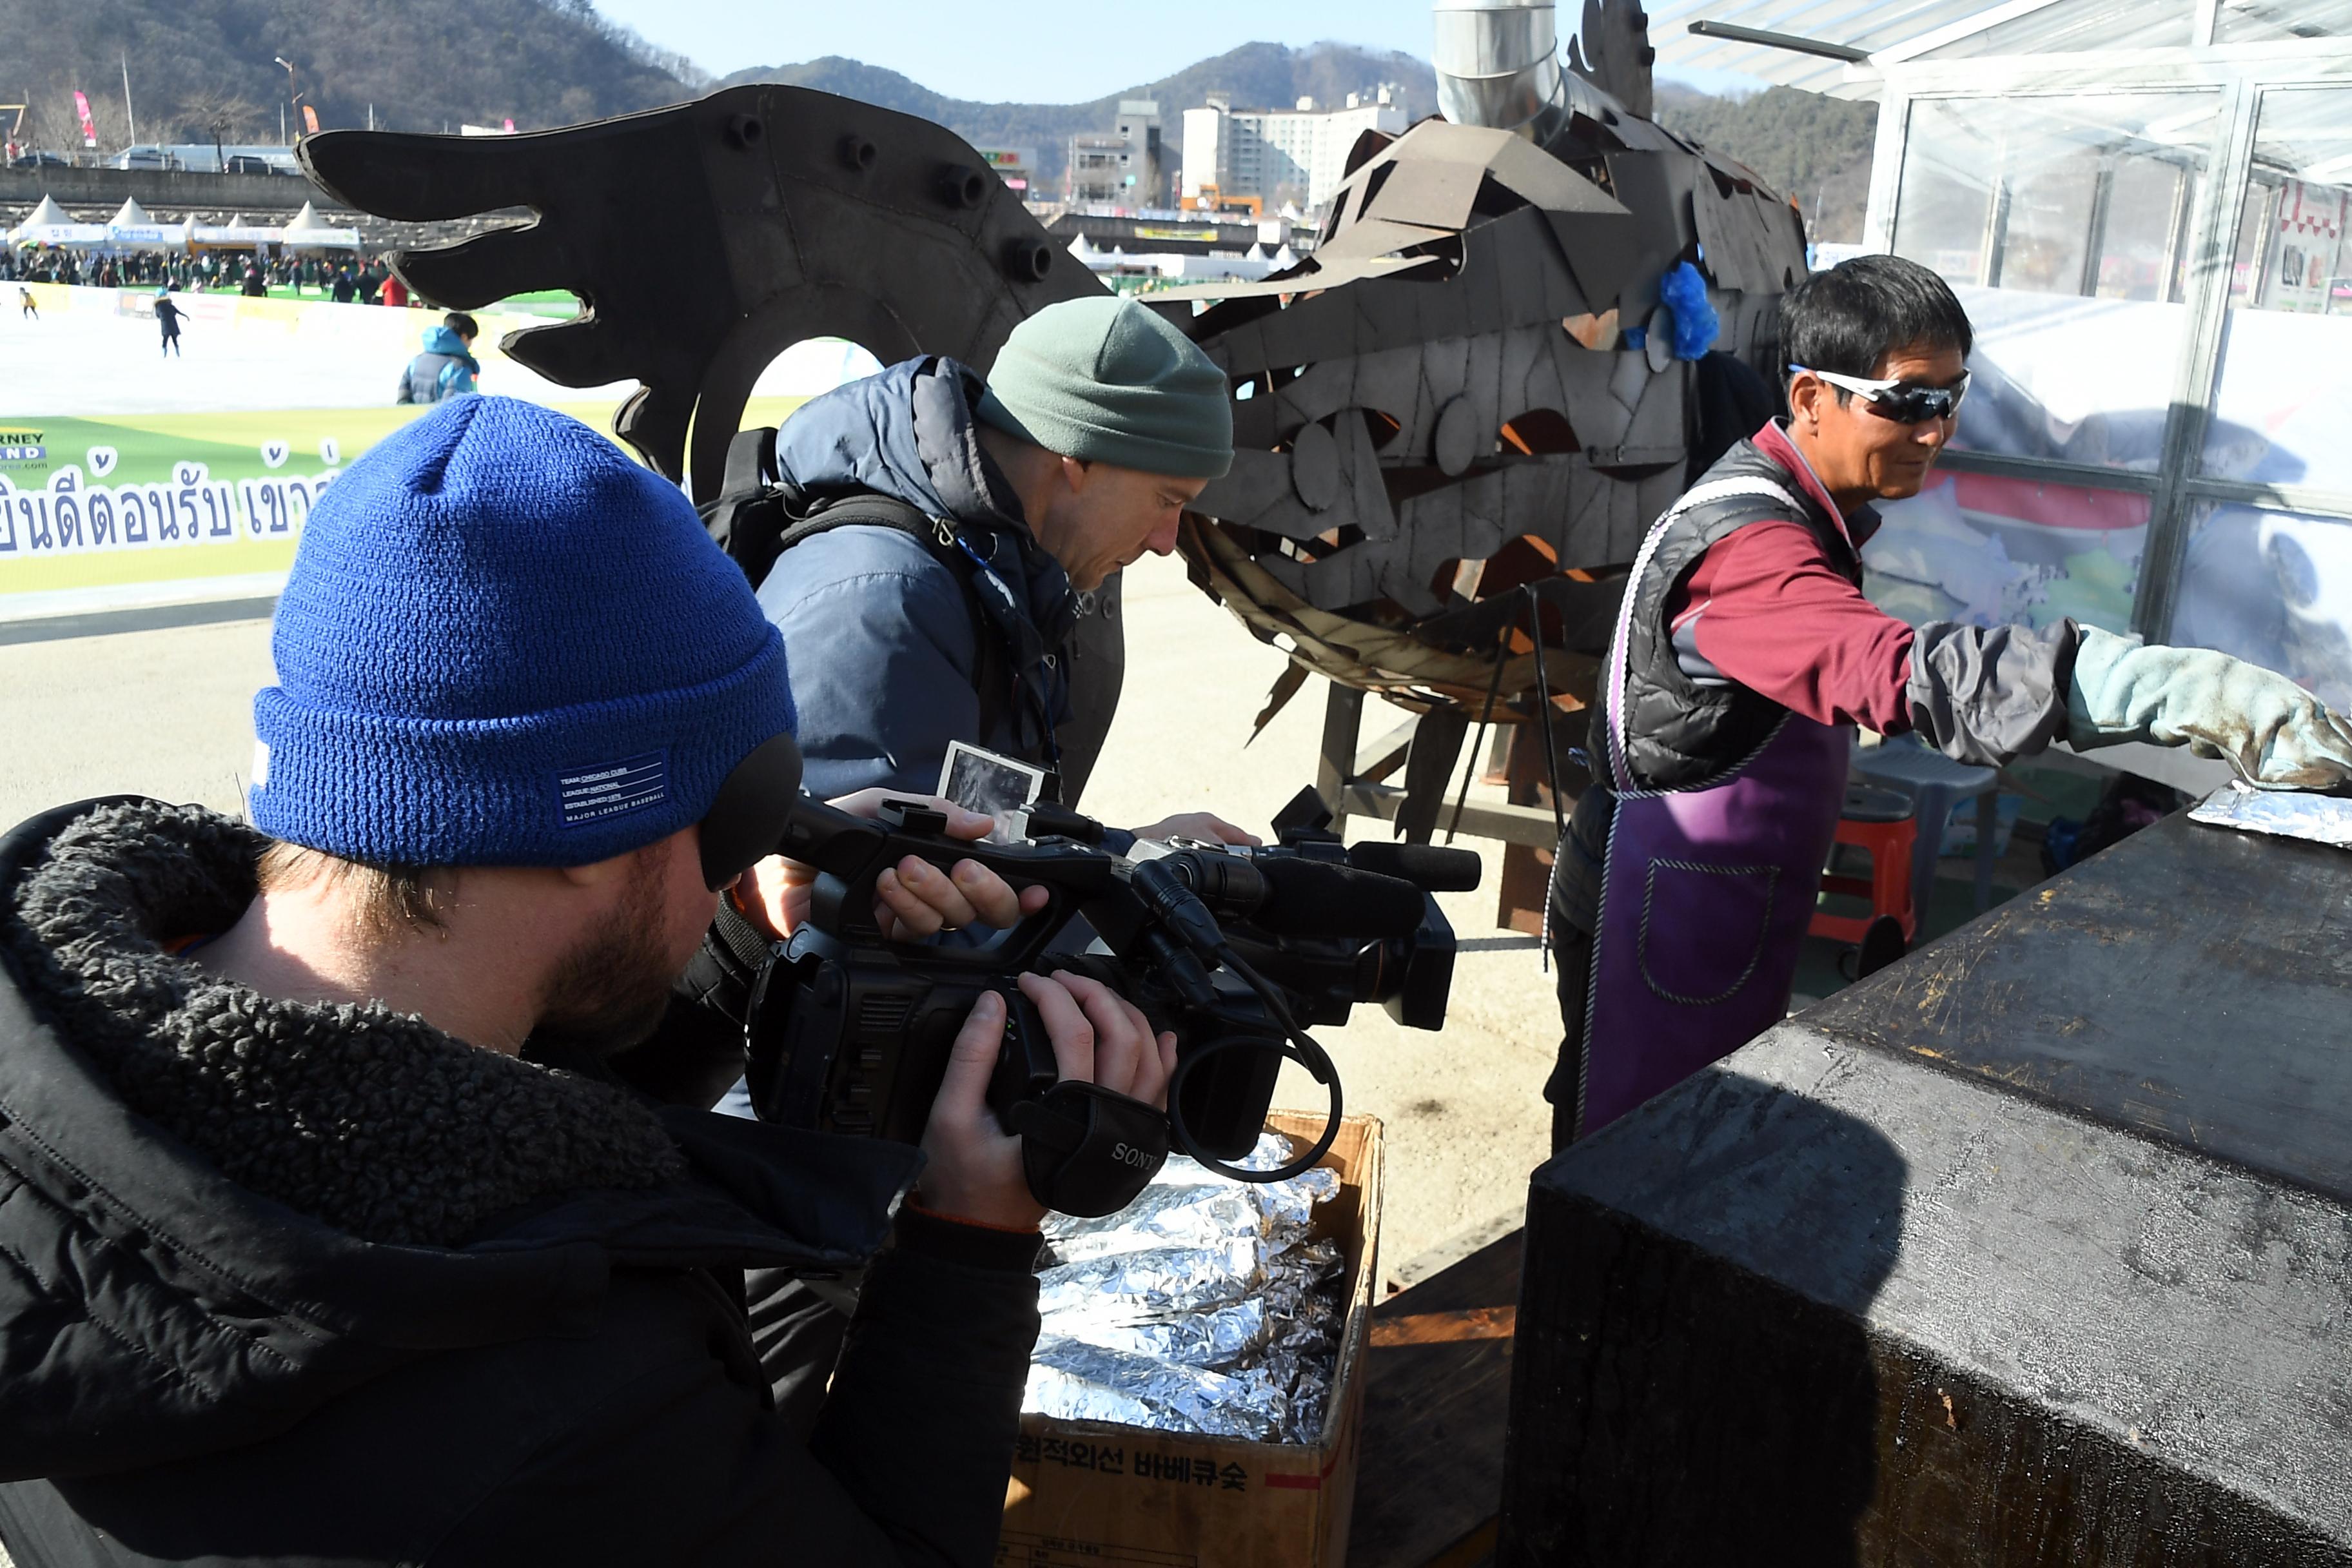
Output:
[701, 427, 787, 583]
[769, 491, 948, 556]
[698, 427, 1026, 769]
[771, 494, 1013, 750]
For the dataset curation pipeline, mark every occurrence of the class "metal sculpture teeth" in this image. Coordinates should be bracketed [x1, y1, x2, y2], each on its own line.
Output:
[1156, 0, 1808, 727]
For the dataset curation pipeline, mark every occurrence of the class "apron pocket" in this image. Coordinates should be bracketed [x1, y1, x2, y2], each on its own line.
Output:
[1638, 858, 1778, 1005]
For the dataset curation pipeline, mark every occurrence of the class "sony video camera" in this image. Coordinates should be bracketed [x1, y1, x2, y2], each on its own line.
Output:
[741, 787, 1479, 1212]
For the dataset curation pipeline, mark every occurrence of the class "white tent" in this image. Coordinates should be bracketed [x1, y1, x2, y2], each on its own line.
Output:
[106, 195, 186, 251]
[280, 201, 360, 249]
[19, 195, 74, 230]
[10, 195, 109, 248]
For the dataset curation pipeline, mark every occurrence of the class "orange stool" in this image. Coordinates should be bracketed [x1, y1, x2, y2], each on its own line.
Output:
[1809, 784, 1918, 945]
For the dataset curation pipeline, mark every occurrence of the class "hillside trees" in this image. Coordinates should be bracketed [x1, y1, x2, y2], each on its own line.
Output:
[2, 0, 687, 146]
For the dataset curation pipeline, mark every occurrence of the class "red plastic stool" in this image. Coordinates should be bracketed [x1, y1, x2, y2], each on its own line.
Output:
[1810, 784, 1918, 945]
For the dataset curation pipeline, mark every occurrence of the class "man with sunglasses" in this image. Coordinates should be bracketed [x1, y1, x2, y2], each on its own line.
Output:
[0, 397, 1167, 1566]
[1545, 253, 2352, 1152]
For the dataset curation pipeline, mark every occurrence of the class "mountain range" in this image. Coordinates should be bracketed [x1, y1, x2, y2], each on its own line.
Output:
[1, 0, 1873, 239]
[721, 43, 1440, 190]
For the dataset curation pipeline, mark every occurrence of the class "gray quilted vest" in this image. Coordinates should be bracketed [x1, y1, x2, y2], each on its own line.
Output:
[1594, 436, 1868, 794]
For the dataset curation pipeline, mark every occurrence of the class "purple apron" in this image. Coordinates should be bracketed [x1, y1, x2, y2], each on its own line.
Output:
[1571, 479, 1854, 1139]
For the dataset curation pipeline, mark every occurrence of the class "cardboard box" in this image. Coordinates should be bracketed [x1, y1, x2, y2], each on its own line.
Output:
[998, 1110, 1386, 1568]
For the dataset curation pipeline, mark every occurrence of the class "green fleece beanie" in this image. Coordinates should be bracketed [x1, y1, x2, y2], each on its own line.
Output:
[975, 296, 1233, 479]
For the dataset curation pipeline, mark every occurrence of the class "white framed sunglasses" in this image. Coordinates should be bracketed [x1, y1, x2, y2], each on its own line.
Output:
[1790, 364, 1972, 424]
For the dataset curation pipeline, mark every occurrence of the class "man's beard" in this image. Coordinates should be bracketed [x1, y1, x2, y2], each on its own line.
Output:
[533, 848, 678, 1057]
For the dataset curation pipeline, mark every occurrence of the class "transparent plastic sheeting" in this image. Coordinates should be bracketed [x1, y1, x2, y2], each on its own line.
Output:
[2190, 783, 2352, 851]
[1023, 1133, 1346, 1444]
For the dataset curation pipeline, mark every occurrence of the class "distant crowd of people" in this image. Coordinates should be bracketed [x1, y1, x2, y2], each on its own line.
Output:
[11, 241, 444, 371]
[0, 247, 418, 306]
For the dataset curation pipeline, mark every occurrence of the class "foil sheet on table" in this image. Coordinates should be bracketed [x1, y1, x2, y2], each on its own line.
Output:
[2190, 783, 2352, 850]
[1024, 1132, 1348, 1444]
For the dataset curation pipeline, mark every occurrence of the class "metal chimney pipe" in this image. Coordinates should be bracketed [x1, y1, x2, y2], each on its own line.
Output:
[1432, 0, 1570, 138]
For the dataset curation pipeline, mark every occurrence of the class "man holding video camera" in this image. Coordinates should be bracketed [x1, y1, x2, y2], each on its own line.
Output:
[0, 397, 1170, 1567]
[738, 294, 1253, 854]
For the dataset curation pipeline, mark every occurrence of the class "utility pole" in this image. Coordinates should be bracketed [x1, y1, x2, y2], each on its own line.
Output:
[273, 55, 297, 144]
[121, 54, 136, 144]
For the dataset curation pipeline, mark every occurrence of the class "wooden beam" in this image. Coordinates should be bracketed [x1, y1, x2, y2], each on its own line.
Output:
[1337, 780, 1562, 849]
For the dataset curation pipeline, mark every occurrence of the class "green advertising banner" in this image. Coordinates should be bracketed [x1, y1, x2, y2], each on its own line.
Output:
[2, 285, 832, 611]
[0, 397, 808, 603]
[3, 406, 576, 598]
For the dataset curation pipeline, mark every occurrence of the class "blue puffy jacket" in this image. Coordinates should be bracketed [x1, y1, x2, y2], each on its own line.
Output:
[755, 357, 1078, 801]
[395, 325, 480, 404]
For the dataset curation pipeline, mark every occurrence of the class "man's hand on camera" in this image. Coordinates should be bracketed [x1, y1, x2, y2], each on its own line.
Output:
[739, 788, 1052, 941]
[1128, 811, 1262, 848]
[915, 971, 1179, 1231]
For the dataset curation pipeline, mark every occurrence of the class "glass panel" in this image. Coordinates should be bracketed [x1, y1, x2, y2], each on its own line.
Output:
[1894, 92, 2221, 473]
[2171, 501, 2352, 710]
[1863, 469, 2149, 634]
[1925, 0, 2195, 59]
[2214, 0, 2352, 43]
[2201, 88, 2352, 493]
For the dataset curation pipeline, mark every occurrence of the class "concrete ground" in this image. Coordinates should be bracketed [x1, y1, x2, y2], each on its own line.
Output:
[0, 553, 1563, 1289]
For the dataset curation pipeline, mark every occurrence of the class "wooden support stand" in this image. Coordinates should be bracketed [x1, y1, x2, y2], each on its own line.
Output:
[1313, 681, 1583, 933]
[1348, 1231, 1524, 1567]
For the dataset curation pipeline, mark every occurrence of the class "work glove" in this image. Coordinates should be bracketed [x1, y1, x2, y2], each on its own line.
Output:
[2066, 626, 2352, 789]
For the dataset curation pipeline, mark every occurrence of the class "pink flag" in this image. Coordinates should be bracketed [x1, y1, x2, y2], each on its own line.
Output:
[72, 90, 97, 148]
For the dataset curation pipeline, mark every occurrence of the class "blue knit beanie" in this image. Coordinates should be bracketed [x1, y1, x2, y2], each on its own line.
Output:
[250, 397, 795, 867]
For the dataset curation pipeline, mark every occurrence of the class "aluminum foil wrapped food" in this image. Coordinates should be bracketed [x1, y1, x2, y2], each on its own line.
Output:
[1024, 1132, 1348, 1444]
[2190, 782, 2352, 850]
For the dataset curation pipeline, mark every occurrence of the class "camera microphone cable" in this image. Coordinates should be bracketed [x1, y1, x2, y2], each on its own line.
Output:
[1130, 859, 1344, 1184]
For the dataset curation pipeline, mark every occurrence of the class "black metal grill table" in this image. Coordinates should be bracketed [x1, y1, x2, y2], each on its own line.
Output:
[1499, 811, 2352, 1566]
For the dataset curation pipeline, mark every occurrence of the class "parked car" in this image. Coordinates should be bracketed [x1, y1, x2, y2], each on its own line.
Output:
[224, 154, 274, 175]
[6, 150, 71, 169]
[113, 148, 186, 171]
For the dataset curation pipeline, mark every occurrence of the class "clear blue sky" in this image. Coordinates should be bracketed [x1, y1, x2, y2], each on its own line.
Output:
[590, 0, 1758, 103]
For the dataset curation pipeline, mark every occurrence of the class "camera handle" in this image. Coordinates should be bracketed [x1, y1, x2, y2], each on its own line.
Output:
[778, 797, 1117, 974]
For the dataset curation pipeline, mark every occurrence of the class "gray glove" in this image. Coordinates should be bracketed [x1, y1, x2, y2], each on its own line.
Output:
[2066, 627, 2352, 789]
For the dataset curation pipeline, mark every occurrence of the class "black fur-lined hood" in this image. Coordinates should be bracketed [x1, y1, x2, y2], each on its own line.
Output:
[0, 798, 919, 1482]
[5, 799, 691, 1247]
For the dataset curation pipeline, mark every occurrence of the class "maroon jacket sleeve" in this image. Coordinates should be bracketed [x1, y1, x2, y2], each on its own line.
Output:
[1668, 519, 1919, 734]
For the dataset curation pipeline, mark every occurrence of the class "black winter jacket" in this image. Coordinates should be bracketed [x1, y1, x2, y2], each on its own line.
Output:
[0, 799, 1041, 1567]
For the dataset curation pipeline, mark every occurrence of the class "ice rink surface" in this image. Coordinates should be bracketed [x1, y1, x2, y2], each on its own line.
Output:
[0, 289, 874, 418]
